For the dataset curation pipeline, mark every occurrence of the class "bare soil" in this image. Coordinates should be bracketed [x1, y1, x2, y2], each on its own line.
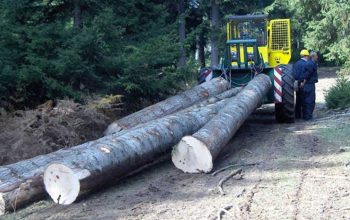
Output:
[3, 67, 350, 220]
[0, 99, 116, 165]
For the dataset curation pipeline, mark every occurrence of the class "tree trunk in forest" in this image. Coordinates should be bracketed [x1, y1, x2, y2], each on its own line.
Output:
[198, 29, 206, 68]
[172, 74, 272, 173]
[210, 0, 219, 67]
[42, 93, 237, 205]
[73, 0, 82, 30]
[0, 86, 240, 214]
[178, 0, 186, 68]
[104, 77, 230, 135]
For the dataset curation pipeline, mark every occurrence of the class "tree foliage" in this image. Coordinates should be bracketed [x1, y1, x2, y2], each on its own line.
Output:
[326, 72, 350, 109]
[1, 0, 349, 109]
[0, 0, 182, 108]
[303, 0, 350, 66]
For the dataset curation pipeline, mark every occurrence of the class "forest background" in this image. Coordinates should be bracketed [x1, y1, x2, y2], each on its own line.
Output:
[0, 0, 349, 109]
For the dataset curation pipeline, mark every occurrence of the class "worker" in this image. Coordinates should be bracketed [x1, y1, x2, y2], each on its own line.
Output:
[302, 51, 318, 120]
[294, 49, 310, 119]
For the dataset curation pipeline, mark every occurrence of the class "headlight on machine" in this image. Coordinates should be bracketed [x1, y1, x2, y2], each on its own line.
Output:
[248, 52, 254, 61]
[231, 52, 238, 61]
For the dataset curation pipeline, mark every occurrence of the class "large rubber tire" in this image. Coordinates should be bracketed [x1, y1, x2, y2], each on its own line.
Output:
[275, 64, 295, 123]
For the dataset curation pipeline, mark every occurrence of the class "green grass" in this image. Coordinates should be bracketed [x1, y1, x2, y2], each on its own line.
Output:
[316, 122, 350, 146]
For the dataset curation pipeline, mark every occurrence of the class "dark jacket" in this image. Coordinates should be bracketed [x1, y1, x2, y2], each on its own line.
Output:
[306, 59, 318, 84]
[294, 58, 309, 82]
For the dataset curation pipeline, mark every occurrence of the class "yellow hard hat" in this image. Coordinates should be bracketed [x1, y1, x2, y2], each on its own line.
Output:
[300, 49, 310, 56]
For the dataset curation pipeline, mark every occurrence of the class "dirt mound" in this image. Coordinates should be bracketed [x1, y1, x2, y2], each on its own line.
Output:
[0, 100, 115, 165]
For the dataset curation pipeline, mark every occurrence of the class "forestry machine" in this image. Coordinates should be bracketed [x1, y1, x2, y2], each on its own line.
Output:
[200, 14, 295, 123]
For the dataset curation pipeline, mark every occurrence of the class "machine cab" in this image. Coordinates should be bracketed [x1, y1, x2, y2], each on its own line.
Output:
[226, 14, 291, 68]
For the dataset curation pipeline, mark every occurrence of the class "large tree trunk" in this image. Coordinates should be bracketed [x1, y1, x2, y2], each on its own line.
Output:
[0, 86, 240, 214]
[42, 90, 241, 205]
[178, 0, 186, 68]
[198, 29, 206, 68]
[210, 0, 219, 67]
[172, 74, 272, 173]
[73, 0, 82, 30]
[104, 77, 229, 135]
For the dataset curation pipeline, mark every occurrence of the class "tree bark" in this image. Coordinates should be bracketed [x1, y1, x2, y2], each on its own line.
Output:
[0, 154, 62, 214]
[0, 86, 240, 214]
[210, 0, 219, 67]
[172, 74, 272, 173]
[198, 29, 206, 68]
[178, 0, 186, 68]
[73, 0, 82, 30]
[104, 77, 230, 135]
[105, 87, 241, 139]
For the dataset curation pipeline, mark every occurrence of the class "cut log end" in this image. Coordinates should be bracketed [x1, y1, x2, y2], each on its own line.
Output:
[104, 122, 123, 135]
[43, 164, 80, 205]
[172, 136, 213, 173]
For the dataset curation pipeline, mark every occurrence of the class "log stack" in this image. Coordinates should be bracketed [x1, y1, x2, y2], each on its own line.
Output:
[0, 74, 271, 215]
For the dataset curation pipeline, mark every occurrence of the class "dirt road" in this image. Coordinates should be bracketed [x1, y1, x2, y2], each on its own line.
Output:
[4, 67, 350, 220]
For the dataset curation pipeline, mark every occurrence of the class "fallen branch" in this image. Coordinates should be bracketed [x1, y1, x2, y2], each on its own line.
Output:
[346, 161, 350, 167]
[341, 206, 350, 211]
[217, 205, 234, 220]
[211, 162, 261, 176]
[309, 174, 350, 180]
[217, 168, 242, 196]
[289, 159, 312, 162]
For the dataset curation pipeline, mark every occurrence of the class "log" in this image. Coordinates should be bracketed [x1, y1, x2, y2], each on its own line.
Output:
[104, 77, 230, 135]
[102, 87, 242, 140]
[0, 87, 240, 214]
[172, 74, 272, 173]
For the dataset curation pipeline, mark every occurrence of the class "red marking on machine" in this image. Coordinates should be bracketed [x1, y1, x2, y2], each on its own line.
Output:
[203, 69, 213, 82]
[274, 67, 283, 103]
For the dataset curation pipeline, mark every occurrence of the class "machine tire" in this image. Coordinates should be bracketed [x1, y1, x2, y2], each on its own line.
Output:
[275, 64, 295, 123]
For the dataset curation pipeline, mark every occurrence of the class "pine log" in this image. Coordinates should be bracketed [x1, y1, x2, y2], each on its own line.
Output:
[0, 87, 239, 214]
[104, 77, 230, 135]
[104, 87, 242, 139]
[172, 74, 272, 173]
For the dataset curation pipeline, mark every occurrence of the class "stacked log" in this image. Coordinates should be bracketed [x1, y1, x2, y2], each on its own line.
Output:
[0, 74, 272, 214]
[42, 91, 237, 205]
[104, 77, 230, 135]
[172, 74, 272, 173]
[0, 83, 238, 214]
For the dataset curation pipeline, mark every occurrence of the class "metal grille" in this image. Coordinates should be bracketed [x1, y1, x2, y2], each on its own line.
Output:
[270, 20, 289, 51]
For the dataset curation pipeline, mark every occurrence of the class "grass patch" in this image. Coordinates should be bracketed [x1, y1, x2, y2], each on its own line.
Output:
[315, 121, 350, 146]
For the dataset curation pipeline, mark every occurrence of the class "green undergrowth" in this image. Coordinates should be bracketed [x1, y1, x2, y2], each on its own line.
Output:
[325, 70, 350, 109]
[315, 119, 350, 146]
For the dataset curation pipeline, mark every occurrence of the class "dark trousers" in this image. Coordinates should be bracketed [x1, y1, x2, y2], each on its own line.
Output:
[295, 90, 303, 119]
[302, 83, 316, 120]
[295, 83, 316, 120]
